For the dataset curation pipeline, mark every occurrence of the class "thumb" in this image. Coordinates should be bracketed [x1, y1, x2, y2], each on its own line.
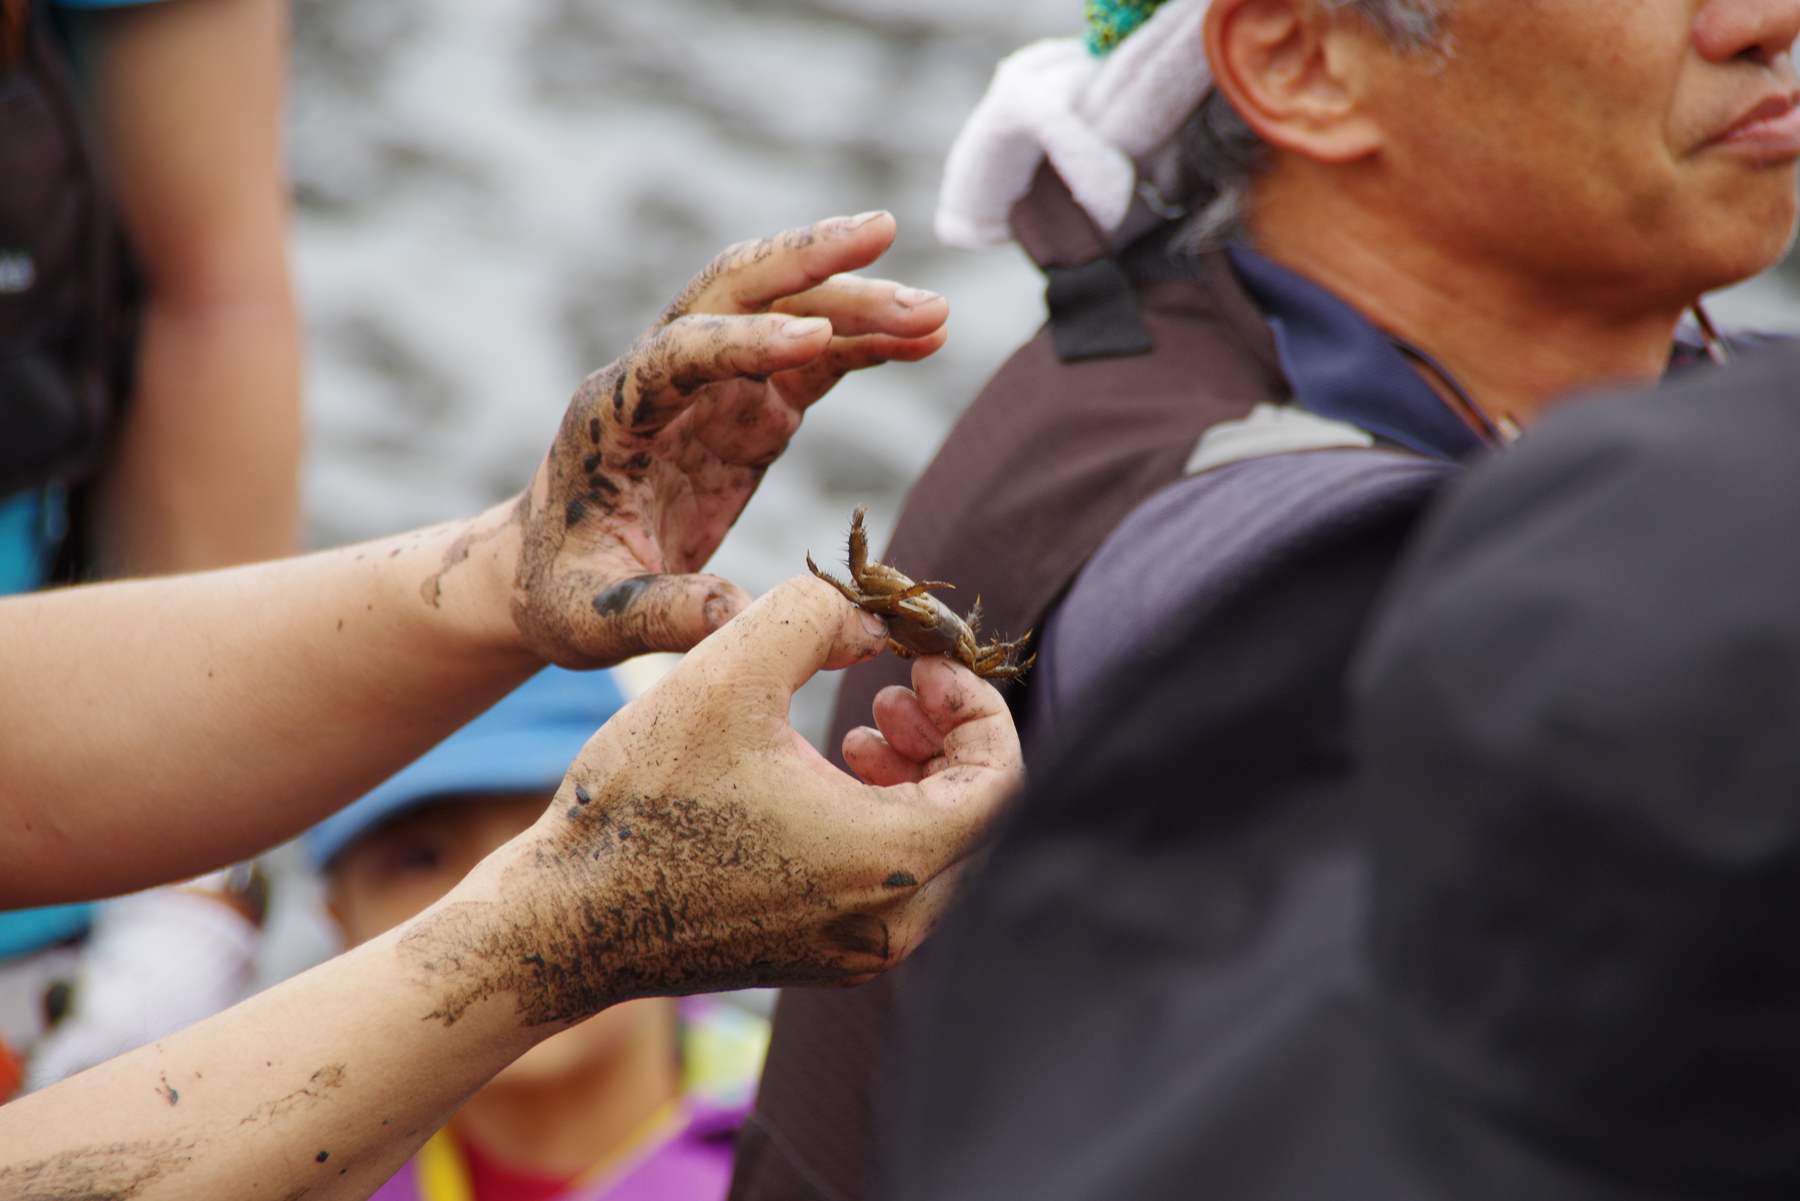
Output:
[678, 574, 889, 701]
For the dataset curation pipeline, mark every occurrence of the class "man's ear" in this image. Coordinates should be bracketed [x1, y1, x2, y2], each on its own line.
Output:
[1204, 0, 1386, 164]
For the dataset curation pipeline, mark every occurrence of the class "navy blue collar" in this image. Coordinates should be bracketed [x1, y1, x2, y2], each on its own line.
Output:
[1227, 245, 1492, 464]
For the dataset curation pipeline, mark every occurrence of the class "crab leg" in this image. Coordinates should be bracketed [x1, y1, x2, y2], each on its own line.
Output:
[846, 505, 875, 575]
[894, 580, 956, 602]
[805, 554, 867, 607]
[964, 631, 1036, 680]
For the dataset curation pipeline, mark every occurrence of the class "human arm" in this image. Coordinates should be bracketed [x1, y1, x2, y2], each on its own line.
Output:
[0, 576, 1022, 1201]
[0, 214, 949, 905]
[72, 0, 302, 573]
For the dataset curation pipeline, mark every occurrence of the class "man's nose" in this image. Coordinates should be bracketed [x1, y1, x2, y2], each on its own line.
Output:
[1695, 0, 1800, 67]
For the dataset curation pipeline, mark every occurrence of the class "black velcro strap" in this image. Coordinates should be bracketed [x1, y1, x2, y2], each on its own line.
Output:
[1045, 257, 1154, 362]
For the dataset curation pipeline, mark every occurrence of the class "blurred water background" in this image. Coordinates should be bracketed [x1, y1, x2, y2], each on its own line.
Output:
[289, 0, 1078, 746]
[257, 0, 1800, 980]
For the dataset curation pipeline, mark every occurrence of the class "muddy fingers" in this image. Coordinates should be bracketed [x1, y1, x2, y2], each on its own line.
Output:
[504, 217, 945, 669]
[661, 212, 897, 319]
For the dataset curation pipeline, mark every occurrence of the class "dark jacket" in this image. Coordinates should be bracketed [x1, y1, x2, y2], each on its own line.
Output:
[893, 343, 1800, 1201]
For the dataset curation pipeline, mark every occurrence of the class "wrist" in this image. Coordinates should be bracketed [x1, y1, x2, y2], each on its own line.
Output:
[416, 497, 537, 662]
[399, 830, 628, 1035]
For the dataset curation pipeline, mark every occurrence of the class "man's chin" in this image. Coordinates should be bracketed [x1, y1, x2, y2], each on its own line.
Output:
[1715, 230, 1798, 293]
[1678, 180, 1798, 296]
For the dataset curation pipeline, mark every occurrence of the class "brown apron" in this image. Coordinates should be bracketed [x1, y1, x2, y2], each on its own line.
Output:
[729, 167, 1287, 1201]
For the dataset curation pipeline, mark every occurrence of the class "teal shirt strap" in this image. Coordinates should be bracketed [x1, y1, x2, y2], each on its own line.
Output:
[0, 488, 65, 596]
[0, 904, 95, 962]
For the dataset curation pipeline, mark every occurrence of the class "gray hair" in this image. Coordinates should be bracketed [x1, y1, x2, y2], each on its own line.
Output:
[1173, 0, 1449, 250]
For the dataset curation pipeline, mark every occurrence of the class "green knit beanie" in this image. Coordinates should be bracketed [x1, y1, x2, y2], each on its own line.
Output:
[1084, 0, 1171, 54]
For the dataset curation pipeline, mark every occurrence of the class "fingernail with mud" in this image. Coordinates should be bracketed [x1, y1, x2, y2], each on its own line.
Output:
[704, 592, 738, 630]
[894, 287, 941, 309]
[844, 210, 888, 229]
[859, 610, 887, 639]
[785, 317, 831, 339]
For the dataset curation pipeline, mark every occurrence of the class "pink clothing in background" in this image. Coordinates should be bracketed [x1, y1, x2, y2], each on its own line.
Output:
[369, 1098, 746, 1201]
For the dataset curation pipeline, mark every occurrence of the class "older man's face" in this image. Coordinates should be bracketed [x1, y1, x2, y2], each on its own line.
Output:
[1363, 0, 1800, 310]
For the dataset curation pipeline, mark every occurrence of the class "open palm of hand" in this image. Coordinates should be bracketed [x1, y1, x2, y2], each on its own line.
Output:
[510, 212, 948, 668]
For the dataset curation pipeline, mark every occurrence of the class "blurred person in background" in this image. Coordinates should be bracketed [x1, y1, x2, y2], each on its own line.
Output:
[308, 667, 768, 1201]
[20, 865, 266, 1093]
[0, 0, 298, 1087]
[733, 1, 1800, 1197]
[1, 0, 298, 584]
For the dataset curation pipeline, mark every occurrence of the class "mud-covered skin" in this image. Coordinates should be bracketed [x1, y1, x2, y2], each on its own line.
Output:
[404, 793, 880, 1029]
[404, 576, 1024, 1030]
[0, 1141, 195, 1201]
[444, 213, 949, 671]
[808, 506, 1035, 680]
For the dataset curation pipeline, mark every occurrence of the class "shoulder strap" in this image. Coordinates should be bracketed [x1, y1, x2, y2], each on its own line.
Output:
[1008, 164, 1153, 362]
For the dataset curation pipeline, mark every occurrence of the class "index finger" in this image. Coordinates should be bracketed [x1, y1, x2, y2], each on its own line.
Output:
[666, 213, 900, 319]
[908, 656, 1022, 776]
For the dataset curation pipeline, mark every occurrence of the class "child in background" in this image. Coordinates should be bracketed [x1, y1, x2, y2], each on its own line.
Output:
[305, 667, 768, 1201]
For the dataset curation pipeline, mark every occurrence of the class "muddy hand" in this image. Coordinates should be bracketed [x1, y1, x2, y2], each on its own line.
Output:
[425, 575, 1021, 1022]
[511, 213, 949, 669]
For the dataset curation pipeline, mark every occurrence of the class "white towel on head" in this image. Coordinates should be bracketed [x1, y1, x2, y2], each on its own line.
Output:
[935, 0, 1215, 252]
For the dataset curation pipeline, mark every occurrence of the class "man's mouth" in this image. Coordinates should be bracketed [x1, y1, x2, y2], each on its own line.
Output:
[1711, 91, 1800, 162]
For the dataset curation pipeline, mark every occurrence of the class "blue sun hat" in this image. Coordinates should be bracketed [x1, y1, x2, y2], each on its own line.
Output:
[304, 666, 627, 870]
[0, 903, 94, 963]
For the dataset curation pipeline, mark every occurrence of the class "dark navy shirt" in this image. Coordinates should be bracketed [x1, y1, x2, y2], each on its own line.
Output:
[1226, 246, 1494, 464]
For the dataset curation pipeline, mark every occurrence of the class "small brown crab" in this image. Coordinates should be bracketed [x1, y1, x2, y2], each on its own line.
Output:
[807, 506, 1034, 680]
